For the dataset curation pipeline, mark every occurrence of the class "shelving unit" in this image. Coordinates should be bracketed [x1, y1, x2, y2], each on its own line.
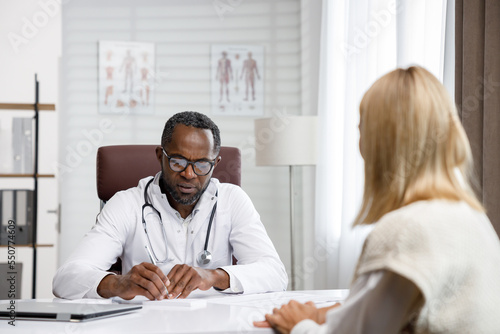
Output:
[0, 75, 56, 298]
[0, 174, 55, 178]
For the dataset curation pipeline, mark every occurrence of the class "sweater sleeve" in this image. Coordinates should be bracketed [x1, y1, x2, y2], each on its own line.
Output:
[292, 271, 422, 334]
[292, 320, 327, 334]
[353, 211, 433, 301]
[352, 201, 500, 333]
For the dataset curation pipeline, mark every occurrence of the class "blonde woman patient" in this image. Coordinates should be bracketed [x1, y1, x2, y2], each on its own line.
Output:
[254, 66, 500, 333]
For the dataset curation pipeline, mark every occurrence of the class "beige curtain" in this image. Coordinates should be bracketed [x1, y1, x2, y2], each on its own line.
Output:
[455, 0, 500, 236]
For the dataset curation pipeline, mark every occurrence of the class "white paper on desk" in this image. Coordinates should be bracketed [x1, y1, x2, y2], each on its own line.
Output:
[112, 295, 207, 309]
[206, 291, 342, 311]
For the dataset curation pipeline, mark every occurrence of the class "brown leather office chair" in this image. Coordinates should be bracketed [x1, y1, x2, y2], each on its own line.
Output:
[96, 145, 241, 272]
[97, 145, 241, 203]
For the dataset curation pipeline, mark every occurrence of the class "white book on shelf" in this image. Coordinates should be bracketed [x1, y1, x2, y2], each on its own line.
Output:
[12, 117, 33, 174]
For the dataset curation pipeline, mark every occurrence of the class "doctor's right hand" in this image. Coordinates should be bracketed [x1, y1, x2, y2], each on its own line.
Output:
[97, 262, 170, 300]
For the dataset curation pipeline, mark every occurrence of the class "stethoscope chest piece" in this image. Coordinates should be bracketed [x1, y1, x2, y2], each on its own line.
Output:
[197, 250, 212, 266]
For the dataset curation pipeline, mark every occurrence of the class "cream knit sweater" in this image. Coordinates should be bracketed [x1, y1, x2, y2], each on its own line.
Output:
[353, 200, 500, 333]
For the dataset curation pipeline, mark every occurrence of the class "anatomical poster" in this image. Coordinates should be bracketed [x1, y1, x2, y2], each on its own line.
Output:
[98, 41, 155, 114]
[211, 44, 264, 116]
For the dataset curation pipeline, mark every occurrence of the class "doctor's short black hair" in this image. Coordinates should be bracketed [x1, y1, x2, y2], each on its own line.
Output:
[161, 111, 221, 154]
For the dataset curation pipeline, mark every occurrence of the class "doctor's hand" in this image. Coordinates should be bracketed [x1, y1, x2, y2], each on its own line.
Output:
[166, 264, 229, 299]
[253, 301, 341, 334]
[97, 262, 170, 300]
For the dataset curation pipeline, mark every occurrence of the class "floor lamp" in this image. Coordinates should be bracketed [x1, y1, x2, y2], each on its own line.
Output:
[254, 116, 317, 290]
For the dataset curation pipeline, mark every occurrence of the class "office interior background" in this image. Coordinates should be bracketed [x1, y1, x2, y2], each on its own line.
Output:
[1, 0, 499, 299]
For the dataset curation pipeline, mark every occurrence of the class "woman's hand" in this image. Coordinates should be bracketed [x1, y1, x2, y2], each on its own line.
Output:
[252, 301, 315, 333]
[253, 301, 341, 334]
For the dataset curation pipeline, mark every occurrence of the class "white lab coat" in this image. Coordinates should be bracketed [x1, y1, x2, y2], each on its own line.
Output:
[53, 173, 288, 299]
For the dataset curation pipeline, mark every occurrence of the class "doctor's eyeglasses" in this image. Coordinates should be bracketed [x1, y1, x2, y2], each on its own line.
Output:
[162, 148, 216, 176]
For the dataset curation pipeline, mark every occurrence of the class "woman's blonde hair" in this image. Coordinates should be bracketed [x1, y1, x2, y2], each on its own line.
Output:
[354, 66, 483, 226]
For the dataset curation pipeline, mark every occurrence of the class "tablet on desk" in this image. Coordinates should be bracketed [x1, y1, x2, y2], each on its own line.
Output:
[0, 301, 142, 322]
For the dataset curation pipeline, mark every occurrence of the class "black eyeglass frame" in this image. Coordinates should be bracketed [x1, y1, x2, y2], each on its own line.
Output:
[161, 148, 217, 176]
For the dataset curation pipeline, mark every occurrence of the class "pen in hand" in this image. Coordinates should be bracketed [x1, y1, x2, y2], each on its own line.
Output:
[145, 245, 157, 266]
[145, 245, 170, 299]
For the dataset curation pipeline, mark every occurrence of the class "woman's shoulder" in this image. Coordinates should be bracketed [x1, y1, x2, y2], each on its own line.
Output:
[376, 199, 483, 229]
[356, 201, 475, 280]
[364, 199, 489, 257]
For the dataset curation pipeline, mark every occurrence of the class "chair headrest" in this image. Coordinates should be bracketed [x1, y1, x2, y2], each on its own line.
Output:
[96, 145, 241, 202]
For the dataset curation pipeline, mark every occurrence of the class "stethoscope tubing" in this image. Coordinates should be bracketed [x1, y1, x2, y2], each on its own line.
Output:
[142, 177, 217, 265]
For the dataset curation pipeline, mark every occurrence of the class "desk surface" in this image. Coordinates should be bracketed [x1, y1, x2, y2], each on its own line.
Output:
[0, 289, 348, 333]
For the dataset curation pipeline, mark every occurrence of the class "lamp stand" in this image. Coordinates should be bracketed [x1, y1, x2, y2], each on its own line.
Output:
[289, 165, 296, 291]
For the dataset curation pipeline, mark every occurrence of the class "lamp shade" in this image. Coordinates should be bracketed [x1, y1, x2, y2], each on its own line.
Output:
[254, 116, 317, 166]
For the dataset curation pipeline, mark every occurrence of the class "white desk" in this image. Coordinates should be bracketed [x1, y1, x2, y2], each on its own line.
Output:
[0, 289, 348, 333]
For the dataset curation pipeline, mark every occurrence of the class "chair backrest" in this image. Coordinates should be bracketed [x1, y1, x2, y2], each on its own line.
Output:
[96, 145, 241, 202]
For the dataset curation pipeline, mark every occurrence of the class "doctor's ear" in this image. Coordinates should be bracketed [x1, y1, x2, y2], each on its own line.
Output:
[214, 156, 222, 167]
[155, 146, 163, 163]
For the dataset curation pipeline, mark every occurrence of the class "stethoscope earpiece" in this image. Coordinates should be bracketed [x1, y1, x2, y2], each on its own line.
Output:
[197, 250, 212, 266]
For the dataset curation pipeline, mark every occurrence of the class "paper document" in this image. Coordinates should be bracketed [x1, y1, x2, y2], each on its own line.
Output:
[111, 295, 207, 309]
[205, 291, 346, 311]
[107, 289, 348, 312]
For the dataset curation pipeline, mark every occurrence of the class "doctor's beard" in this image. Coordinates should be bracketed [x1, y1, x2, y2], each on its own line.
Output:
[160, 172, 210, 206]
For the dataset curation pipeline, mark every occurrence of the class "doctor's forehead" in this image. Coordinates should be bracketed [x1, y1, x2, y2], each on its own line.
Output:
[167, 125, 215, 156]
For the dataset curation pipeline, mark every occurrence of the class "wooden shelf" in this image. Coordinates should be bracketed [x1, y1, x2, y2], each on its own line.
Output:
[0, 244, 53, 248]
[0, 174, 55, 178]
[0, 103, 55, 111]
[2, 77, 56, 298]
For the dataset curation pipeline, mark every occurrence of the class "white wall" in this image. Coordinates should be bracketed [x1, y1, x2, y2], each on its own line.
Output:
[0, 0, 61, 298]
[58, 0, 321, 289]
[0, 0, 60, 103]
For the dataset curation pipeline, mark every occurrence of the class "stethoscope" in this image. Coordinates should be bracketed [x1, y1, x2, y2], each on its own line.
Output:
[142, 178, 217, 266]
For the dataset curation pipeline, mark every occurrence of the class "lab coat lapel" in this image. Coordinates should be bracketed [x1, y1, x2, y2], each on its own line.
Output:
[186, 181, 218, 252]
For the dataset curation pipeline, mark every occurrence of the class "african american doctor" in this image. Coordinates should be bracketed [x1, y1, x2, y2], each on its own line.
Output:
[53, 111, 287, 300]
